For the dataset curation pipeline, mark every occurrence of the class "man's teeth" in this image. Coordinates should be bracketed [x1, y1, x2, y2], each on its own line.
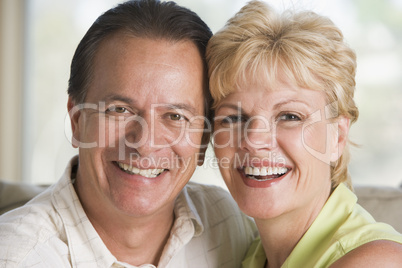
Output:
[244, 166, 288, 176]
[117, 162, 164, 178]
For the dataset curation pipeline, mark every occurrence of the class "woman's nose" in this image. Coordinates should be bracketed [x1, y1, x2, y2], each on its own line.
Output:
[240, 116, 277, 153]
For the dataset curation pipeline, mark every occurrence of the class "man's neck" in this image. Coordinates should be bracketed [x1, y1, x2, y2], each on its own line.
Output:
[90, 209, 175, 266]
[73, 175, 176, 266]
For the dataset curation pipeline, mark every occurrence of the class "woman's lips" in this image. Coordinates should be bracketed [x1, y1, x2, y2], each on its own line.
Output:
[238, 166, 291, 187]
[244, 166, 288, 178]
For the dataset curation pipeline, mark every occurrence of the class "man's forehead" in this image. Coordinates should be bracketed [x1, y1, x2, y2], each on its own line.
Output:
[87, 35, 206, 114]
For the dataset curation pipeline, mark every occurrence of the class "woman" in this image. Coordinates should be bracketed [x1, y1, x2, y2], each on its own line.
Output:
[206, 1, 402, 267]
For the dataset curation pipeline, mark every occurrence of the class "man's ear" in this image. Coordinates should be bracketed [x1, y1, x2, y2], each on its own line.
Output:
[330, 116, 350, 162]
[67, 97, 81, 148]
[197, 131, 210, 166]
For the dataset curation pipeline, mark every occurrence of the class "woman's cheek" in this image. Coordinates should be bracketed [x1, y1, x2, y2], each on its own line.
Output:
[283, 122, 333, 165]
[213, 125, 237, 148]
[214, 131, 230, 156]
[276, 126, 305, 154]
[302, 122, 329, 155]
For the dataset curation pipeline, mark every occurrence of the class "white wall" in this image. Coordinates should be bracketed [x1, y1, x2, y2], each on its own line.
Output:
[0, 0, 24, 182]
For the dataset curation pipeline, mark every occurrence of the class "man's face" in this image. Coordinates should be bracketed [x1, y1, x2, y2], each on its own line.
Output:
[69, 36, 207, 217]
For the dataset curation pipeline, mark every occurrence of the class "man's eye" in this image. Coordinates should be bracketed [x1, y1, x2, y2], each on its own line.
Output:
[115, 107, 127, 113]
[278, 113, 301, 121]
[169, 114, 184, 121]
[107, 106, 129, 114]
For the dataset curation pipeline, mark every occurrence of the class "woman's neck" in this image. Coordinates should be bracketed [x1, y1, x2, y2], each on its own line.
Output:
[255, 193, 330, 268]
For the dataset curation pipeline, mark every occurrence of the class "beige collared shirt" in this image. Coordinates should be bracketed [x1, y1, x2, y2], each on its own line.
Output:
[0, 157, 257, 267]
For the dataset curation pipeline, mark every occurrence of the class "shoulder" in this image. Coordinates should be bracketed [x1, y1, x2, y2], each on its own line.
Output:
[184, 182, 241, 215]
[0, 181, 47, 214]
[182, 183, 257, 267]
[0, 190, 67, 264]
[183, 181, 257, 233]
[184, 181, 232, 201]
[330, 240, 402, 268]
[0, 185, 60, 227]
[0, 186, 57, 226]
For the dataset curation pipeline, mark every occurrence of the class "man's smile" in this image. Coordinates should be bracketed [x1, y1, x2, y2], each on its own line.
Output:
[116, 162, 166, 178]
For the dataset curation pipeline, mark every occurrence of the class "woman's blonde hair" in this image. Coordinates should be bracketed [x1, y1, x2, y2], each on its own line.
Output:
[206, 0, 359, 189]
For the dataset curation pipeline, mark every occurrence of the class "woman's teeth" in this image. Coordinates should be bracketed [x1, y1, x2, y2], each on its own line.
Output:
[117, 162, 164, 178]
[244, 166, 288, 180]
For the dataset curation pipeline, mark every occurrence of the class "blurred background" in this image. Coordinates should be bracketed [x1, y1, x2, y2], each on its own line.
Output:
[0, 0, 401, 188]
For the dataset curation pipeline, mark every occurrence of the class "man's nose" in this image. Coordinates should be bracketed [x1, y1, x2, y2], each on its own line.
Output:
[123, 115, 167, 156]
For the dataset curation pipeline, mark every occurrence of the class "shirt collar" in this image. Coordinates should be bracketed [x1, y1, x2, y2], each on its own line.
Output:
[174, 184, 204, 237]
[283, 183, 356, 267]
[51, 156, 117, 267]
[156, 184, 205, 267]
[242, 184, 356, 268]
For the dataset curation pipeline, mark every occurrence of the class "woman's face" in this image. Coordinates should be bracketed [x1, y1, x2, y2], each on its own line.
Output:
[213, 76, 348, 220]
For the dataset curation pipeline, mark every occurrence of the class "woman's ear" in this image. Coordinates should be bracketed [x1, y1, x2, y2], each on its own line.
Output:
[330, 116, 350, 162]
[67, 97, 81, 148]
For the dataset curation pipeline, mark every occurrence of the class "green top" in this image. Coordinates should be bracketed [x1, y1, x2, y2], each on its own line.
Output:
[242, 183, 402, 268]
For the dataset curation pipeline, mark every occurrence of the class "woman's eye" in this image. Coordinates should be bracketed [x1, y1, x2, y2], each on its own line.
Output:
[278, 113, 301, 121]
[221, 114, 246, 124]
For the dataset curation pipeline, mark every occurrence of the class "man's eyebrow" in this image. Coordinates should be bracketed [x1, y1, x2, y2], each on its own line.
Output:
[162, 103, 198, 115]
[101, 95, 199, 114]
[103, 94, 134, 104]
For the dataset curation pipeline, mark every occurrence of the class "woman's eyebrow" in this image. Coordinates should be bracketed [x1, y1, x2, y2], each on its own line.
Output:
[215, 102, 244, 113]
[273, 100, 309, 110]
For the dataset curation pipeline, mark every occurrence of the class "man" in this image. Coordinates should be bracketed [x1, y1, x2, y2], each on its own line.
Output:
[0, 0, 256, 267]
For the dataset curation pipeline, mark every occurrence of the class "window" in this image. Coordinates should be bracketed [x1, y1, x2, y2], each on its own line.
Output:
[13, 0, 402, 187]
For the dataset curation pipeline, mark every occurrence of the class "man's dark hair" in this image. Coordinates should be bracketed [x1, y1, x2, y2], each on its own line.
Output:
[68, 0, 213, 121]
